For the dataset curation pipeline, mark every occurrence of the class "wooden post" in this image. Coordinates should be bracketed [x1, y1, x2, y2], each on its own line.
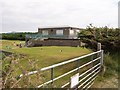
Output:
[97, 43, 103, 66]
[97, 43, 103, 65]
[97, 43, 101, 58]
[97, 43, 103, 67]
[97, 43, 101, 51]
[100, 50, 104, 66]
[97, 43, 105, 76]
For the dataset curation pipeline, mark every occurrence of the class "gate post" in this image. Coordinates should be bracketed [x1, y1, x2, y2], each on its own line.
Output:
[97, 43, 101, 51]
[97, 42, 103, 66]
[100, 50, 104, 66]
[51, 68, 54, 87]
[97, 43, 103, 66]
[97, 43, 101, 59]
[98, 43, 105, 76]
[97, 43, 104, 73]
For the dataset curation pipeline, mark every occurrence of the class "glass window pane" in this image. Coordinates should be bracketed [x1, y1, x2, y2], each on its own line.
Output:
[42, 30, 48, 35]
[56, 30, 63, 35]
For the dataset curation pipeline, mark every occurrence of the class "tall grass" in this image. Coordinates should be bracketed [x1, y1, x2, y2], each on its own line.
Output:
[96, 52, 119, 82]
[104, 53, 118, 76]
[2, 54, 44, 88]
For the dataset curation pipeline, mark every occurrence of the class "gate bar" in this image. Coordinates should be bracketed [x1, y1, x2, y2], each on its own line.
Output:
[61, 63, 101, 88]
[78, 70, 100, 88]
[37, 57, 101, 88]
[19, 51, 101, 78]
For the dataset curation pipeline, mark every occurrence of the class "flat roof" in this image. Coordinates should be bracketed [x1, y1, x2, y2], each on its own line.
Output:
[38, 26, 84, 30]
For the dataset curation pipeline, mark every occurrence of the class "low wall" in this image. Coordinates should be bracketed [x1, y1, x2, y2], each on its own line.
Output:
[27, 39, 81, 47]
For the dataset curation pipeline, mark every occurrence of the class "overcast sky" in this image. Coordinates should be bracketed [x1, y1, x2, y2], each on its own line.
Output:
[1, 0, 119, 33]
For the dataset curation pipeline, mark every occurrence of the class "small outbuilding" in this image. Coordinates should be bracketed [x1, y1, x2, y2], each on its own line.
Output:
[26, 26, 84, 47]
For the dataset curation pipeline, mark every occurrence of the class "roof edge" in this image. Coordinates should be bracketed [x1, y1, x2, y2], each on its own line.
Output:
[38, 26, 84, 30]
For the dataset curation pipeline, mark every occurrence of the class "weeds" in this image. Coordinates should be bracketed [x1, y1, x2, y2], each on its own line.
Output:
[2, 54, 43, 88]
[94, 52, 119, 87]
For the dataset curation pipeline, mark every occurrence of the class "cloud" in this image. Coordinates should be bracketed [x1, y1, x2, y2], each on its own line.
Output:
[1, 0, 119, 33]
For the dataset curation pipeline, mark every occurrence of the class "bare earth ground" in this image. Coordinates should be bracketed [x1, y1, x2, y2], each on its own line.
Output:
[92, 74, 119, 88]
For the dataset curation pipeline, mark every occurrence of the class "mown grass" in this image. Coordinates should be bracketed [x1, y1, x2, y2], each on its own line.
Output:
[2, 40, 119, 88]
[1, 40, 93, 88]
[1, 40, 92, 67]
[0, 40, 24, 50]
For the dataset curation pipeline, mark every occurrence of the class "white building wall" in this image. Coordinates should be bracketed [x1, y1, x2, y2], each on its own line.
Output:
[69, 29, 80, 39]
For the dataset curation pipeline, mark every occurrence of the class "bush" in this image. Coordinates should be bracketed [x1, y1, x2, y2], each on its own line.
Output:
[1, 32, 37, 41]
[79, 25, 120, 53]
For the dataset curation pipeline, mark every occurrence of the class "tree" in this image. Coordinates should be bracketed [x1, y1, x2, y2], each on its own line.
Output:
[86, 24, 97, 39]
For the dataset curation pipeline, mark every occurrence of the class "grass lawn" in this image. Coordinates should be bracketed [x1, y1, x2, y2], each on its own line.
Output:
[1, 40, 25, 50]
[1, 40, 93, 88]
[2, 40, 118, 88]
[1, 40, 92, 68]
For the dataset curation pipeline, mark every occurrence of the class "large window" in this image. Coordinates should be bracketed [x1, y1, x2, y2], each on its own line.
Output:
[56, 30, 63, 35]
[70, 30, 74, 35]
[42, 30, 48, 35]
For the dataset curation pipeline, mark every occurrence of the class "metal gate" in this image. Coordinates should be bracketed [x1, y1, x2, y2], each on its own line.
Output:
[19, 49, 103, 89]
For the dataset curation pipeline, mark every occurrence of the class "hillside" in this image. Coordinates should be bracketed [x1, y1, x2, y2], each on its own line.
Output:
[1, 40, 119, 88]
[1, 40, 92, 88]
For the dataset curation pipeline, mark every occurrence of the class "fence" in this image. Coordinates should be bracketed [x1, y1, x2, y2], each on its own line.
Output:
[26, 34, 77, 40]
[19, 43, 104, 89]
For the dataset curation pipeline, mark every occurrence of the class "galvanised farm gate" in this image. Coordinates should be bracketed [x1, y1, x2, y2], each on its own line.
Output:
[19, 43, 104, 89]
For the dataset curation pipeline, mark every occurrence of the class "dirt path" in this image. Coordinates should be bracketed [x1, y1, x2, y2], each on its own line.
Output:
[92, 75, 119, 88]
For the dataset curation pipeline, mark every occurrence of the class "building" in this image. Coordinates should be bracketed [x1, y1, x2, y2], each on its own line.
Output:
[38, 26, 82, 39]
[118, 1, 120, 28]
[26, 26, 84, 47]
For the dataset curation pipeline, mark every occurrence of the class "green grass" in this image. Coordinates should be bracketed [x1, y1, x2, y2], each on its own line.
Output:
[92, 52, 119, 88]
[1, 40, 93, 88]
[14, 46, 92, 67]
[1, 40, 25, 50]
[1, 40, 92, 68]
[2, 40, 119, 88]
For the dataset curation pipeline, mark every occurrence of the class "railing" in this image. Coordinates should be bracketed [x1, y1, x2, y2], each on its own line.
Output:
[19, 49, 104, 89]
[26, 34, 78, 39]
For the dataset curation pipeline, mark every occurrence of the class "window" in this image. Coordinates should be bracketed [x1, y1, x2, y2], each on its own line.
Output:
[56, 30, 63, 35]
[42, 30, 48, 35]
[70, 30, 74, 35]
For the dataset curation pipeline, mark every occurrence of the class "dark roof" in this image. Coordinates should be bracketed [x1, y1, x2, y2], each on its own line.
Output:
[38, 26, 84, 30]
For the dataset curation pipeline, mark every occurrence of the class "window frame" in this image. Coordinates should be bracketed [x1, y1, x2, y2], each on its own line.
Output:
[42, 30, 48, 35]
[56, 30, 63, 35]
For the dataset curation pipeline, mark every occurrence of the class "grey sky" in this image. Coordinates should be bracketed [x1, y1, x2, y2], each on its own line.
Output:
[1, 0, 119, 33]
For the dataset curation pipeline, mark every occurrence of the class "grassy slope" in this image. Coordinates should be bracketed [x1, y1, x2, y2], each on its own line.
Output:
[1, 40, 92, 84]
[1, 40, 92, 67]
[1, 40, 24, 50]
[1, 40, 119, 88]
[2, 40, 93, 87]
